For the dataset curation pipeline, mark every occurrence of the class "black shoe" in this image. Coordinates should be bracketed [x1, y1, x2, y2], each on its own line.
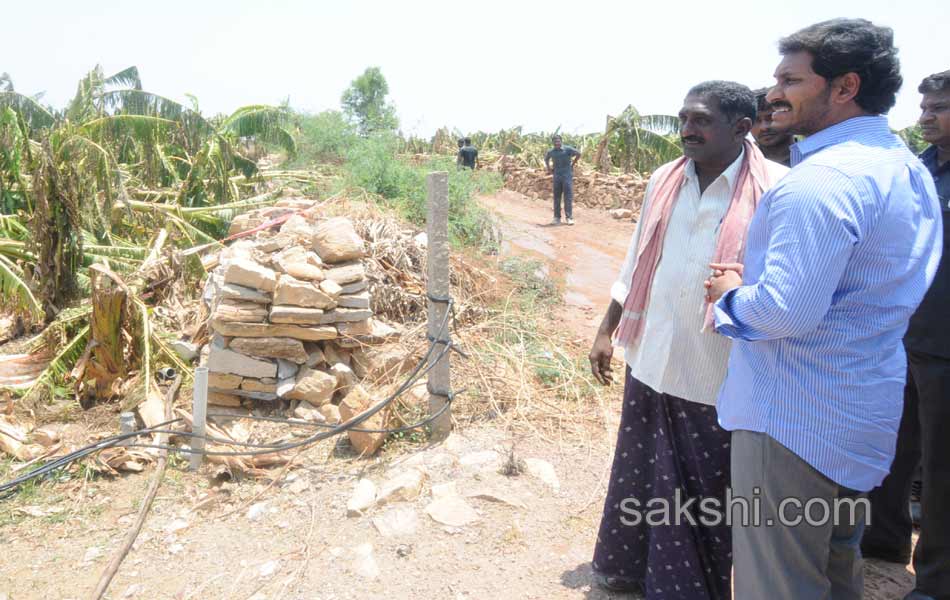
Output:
[861, 541, 912, 565]
[592, 572, 645, 595]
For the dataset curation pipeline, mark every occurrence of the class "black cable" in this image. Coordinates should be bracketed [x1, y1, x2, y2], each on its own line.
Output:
[0, 297, 461, 496]
[120, 333, 457, 458]
[122, 392, 462, 456]
[0, 418, 185, 499]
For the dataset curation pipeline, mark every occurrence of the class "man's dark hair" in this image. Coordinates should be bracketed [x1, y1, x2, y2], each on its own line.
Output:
[552, 134, 562, 142]
[463, 137, 472, 145]
[778, 18, 902, 115]
[751, 87, 771, 113]
[687, 81, 757, 122]
[919, 70, 950, 94]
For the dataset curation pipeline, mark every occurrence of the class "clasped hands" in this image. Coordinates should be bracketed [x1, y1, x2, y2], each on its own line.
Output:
[703, 262, 744, 303]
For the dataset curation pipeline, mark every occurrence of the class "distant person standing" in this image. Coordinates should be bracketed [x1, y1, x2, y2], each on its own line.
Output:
[751, 88, 794, 166]
[544, 135, 580, 225]
[457, 137, 479, 170]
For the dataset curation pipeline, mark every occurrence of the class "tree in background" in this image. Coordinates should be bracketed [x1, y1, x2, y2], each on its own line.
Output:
[898, 124, 928, 154]
[341, 67, 398, 136]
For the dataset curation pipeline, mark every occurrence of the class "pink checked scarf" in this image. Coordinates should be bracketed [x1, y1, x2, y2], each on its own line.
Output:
[613, 139, 770, 349]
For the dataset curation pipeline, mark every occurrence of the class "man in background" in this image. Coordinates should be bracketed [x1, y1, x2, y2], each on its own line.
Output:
[544, 134, 580, 225]
[751, 87, 793, 166]
[457, 137, 478, 170]
[863, 69, 950, 600]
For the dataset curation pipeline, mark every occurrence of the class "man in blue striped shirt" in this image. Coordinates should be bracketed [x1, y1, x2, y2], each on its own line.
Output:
[705, 19, 943, 599]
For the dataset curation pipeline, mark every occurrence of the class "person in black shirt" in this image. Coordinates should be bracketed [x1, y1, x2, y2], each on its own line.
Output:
[863, 70, 950, 600]
[457, 137, 478, 170]
[751, 88, 793, 166]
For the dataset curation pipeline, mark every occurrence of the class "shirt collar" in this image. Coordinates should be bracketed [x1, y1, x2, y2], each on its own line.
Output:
[790, 115, 892, 166]
[684, 146, 746, 194]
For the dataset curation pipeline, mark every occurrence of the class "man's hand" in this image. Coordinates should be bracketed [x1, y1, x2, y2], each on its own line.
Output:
[704, 262, 744, 303]
[589, 330, 615, 385]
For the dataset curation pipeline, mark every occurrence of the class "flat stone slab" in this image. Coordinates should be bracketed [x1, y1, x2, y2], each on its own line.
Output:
[229, 337, 309, 364]
[213, 300, 268, 323]
[219, 283, 271, 305]
[338, 279, 369, 295]
[223, 258, 277, 292]
[270, 306, 372, 326]
[208, 387, 278, 401]
[337, 291, 371, 310]
[273, 275, 337, 310]
[377, 468, 427, 505]
[269, 306, 326, 325]
[324, 262, 366, 285]
[425, 496, 479, 527]
[347, 479, 377, 517]
[372, 506, 419, 538]
[207, 347, 277, 379]
[286, 368, 336, 406]
[212, 320, 338, 342]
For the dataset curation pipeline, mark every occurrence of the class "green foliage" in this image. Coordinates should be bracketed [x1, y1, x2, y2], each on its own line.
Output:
[341, 67, 399, 136]
[290, 110, 358, 166]
[343, 135, 501, 248]
[599, 106, 682, 174]
[898, 124, 928, 154]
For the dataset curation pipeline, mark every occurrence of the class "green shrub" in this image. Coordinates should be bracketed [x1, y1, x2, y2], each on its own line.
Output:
[290, 110, 358, 166]
[343, 135, 502, 248]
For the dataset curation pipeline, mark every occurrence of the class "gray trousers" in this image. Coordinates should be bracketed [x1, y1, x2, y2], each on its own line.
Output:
[731, 430, 868, 600]
[552, 174, 573, 219]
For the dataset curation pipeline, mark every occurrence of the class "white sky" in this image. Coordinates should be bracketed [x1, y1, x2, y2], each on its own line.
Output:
[4, 0, 948, 136]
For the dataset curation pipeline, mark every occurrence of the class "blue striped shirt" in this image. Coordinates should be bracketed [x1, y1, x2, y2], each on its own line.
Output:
[713, 116, 943, 491]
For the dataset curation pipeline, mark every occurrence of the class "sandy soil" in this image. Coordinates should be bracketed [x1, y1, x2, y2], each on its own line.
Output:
[0, 191, 916, 600]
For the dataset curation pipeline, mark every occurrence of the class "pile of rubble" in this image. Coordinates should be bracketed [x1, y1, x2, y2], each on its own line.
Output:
[492, 156, 648, 218]
[201, 200, 412, 454]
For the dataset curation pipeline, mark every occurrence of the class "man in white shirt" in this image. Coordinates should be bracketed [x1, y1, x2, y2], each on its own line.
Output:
[588, 81, 788, 598]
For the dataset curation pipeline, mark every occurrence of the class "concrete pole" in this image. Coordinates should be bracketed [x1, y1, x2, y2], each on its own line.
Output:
[426, 172, 452, 440]
[190, 367, 208, 471]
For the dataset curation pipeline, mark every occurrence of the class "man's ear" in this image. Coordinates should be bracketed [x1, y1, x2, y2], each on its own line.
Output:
[832, 72, 861, 106]
[734, 116, 753, 140]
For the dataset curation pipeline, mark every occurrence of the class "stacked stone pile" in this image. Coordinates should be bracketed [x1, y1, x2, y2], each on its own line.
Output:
[200, 203, 408, 452]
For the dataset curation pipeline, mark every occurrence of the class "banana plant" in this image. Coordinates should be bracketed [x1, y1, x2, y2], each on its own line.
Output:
[594, 105, 681, 174]
[0, 65, 295, 321]
[176, 104, 296, 207]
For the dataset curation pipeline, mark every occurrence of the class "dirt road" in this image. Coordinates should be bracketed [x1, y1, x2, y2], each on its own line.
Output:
[480, 190, 635, 342]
